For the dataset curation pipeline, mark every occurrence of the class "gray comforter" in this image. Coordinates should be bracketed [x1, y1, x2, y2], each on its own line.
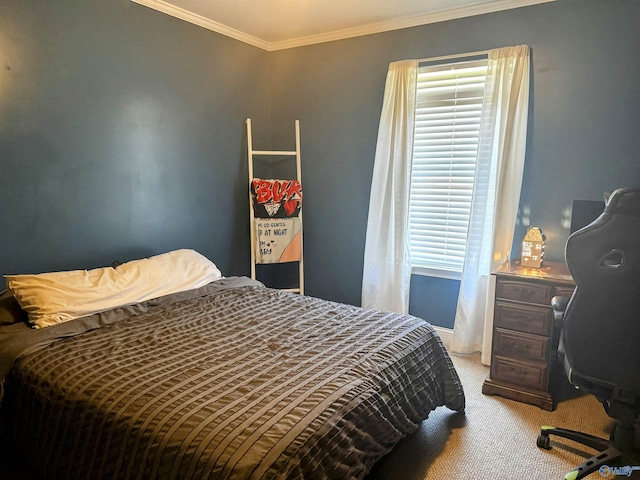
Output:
[0, 277, 464, 479]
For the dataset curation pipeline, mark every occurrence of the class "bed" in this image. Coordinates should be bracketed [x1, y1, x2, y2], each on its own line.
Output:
[0, 249, 464, 480]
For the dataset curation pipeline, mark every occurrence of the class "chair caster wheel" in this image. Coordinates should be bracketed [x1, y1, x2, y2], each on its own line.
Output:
[537, 433, 551, 450]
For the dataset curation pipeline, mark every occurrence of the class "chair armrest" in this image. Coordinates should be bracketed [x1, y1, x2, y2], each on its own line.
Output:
[551, 295, 569, 325]
[551, 295, 569, 312]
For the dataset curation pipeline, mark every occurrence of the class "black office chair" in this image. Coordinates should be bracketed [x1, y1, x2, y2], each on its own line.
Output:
[537, 187, 640, 480]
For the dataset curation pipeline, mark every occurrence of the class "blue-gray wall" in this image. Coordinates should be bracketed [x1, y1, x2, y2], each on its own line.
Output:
[0, 0, 270, 277]
[1, 0, 639, 329]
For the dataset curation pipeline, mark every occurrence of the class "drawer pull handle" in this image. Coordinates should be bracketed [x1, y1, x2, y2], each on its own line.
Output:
[509, 366, 530, 376]
[515, 315, 531, 325]
[514, 287, 535, 296]
[512, 342, 532, 350]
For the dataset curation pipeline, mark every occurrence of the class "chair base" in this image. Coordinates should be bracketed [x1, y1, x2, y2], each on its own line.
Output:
[538, 425, 638, 480]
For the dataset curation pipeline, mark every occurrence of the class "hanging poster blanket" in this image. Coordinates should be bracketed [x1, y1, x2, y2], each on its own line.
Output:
[251, 179, 302, 218]
[255, 217, 302, 264]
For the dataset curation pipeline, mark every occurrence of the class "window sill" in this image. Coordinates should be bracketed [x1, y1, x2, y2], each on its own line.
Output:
[411, 266, 462, 281]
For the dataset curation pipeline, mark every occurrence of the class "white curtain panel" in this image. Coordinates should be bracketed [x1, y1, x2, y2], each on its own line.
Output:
[450, 45, 531, 363]
[361, 60, 418, 313]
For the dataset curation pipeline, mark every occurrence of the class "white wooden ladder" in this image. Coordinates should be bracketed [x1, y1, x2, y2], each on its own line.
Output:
[246, 118, 304, 294]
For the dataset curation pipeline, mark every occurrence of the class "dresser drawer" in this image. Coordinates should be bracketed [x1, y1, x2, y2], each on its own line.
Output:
[496, 279, 553, 305]
[494, 301, 552, 336]
[493, 328, 549, 361]
[491, 356, 548, 391]
[554, 286, 575, 299]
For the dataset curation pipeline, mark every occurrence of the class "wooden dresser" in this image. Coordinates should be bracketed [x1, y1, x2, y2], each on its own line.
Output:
[482, 260, 575, 411]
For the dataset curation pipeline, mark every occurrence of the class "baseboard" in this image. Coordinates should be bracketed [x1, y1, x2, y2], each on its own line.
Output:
[433, 326, 453, 349]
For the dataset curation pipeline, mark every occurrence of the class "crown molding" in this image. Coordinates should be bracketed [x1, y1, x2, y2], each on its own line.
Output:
[131, 0, 271, 50]
[269, 0, 556, 51]
[131, 0, 556, 52]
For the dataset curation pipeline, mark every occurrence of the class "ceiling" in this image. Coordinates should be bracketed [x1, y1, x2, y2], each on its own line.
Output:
[131, 0, 555, 51]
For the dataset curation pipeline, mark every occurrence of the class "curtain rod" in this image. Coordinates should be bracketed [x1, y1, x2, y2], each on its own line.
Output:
[417, 49, 489, 64]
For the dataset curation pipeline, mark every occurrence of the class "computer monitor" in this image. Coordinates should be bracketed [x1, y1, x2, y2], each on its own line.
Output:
[570, 200, 605, 234]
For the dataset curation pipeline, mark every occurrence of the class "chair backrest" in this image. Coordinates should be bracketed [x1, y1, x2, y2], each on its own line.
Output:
[562, 187, 640, 394]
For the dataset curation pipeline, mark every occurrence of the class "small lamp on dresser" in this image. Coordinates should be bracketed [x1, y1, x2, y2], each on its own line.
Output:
[521, 227, 546, 268]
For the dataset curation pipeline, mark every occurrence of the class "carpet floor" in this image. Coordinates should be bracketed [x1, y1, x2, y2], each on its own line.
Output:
[368, 352, 639, 480]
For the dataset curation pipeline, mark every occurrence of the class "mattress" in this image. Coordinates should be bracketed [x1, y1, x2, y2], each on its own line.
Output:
[0, 277, 464, 479]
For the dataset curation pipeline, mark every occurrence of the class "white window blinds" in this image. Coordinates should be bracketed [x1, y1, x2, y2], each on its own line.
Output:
[409, 58, 488, 276]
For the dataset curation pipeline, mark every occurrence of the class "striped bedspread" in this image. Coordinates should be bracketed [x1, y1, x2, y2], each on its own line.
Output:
[1, 277, 464, 479]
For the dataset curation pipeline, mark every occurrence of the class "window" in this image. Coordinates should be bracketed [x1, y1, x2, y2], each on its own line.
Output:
[409, 58, 489, 279]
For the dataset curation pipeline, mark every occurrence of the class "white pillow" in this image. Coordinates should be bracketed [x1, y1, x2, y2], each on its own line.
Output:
[5, 249, 222, 328]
